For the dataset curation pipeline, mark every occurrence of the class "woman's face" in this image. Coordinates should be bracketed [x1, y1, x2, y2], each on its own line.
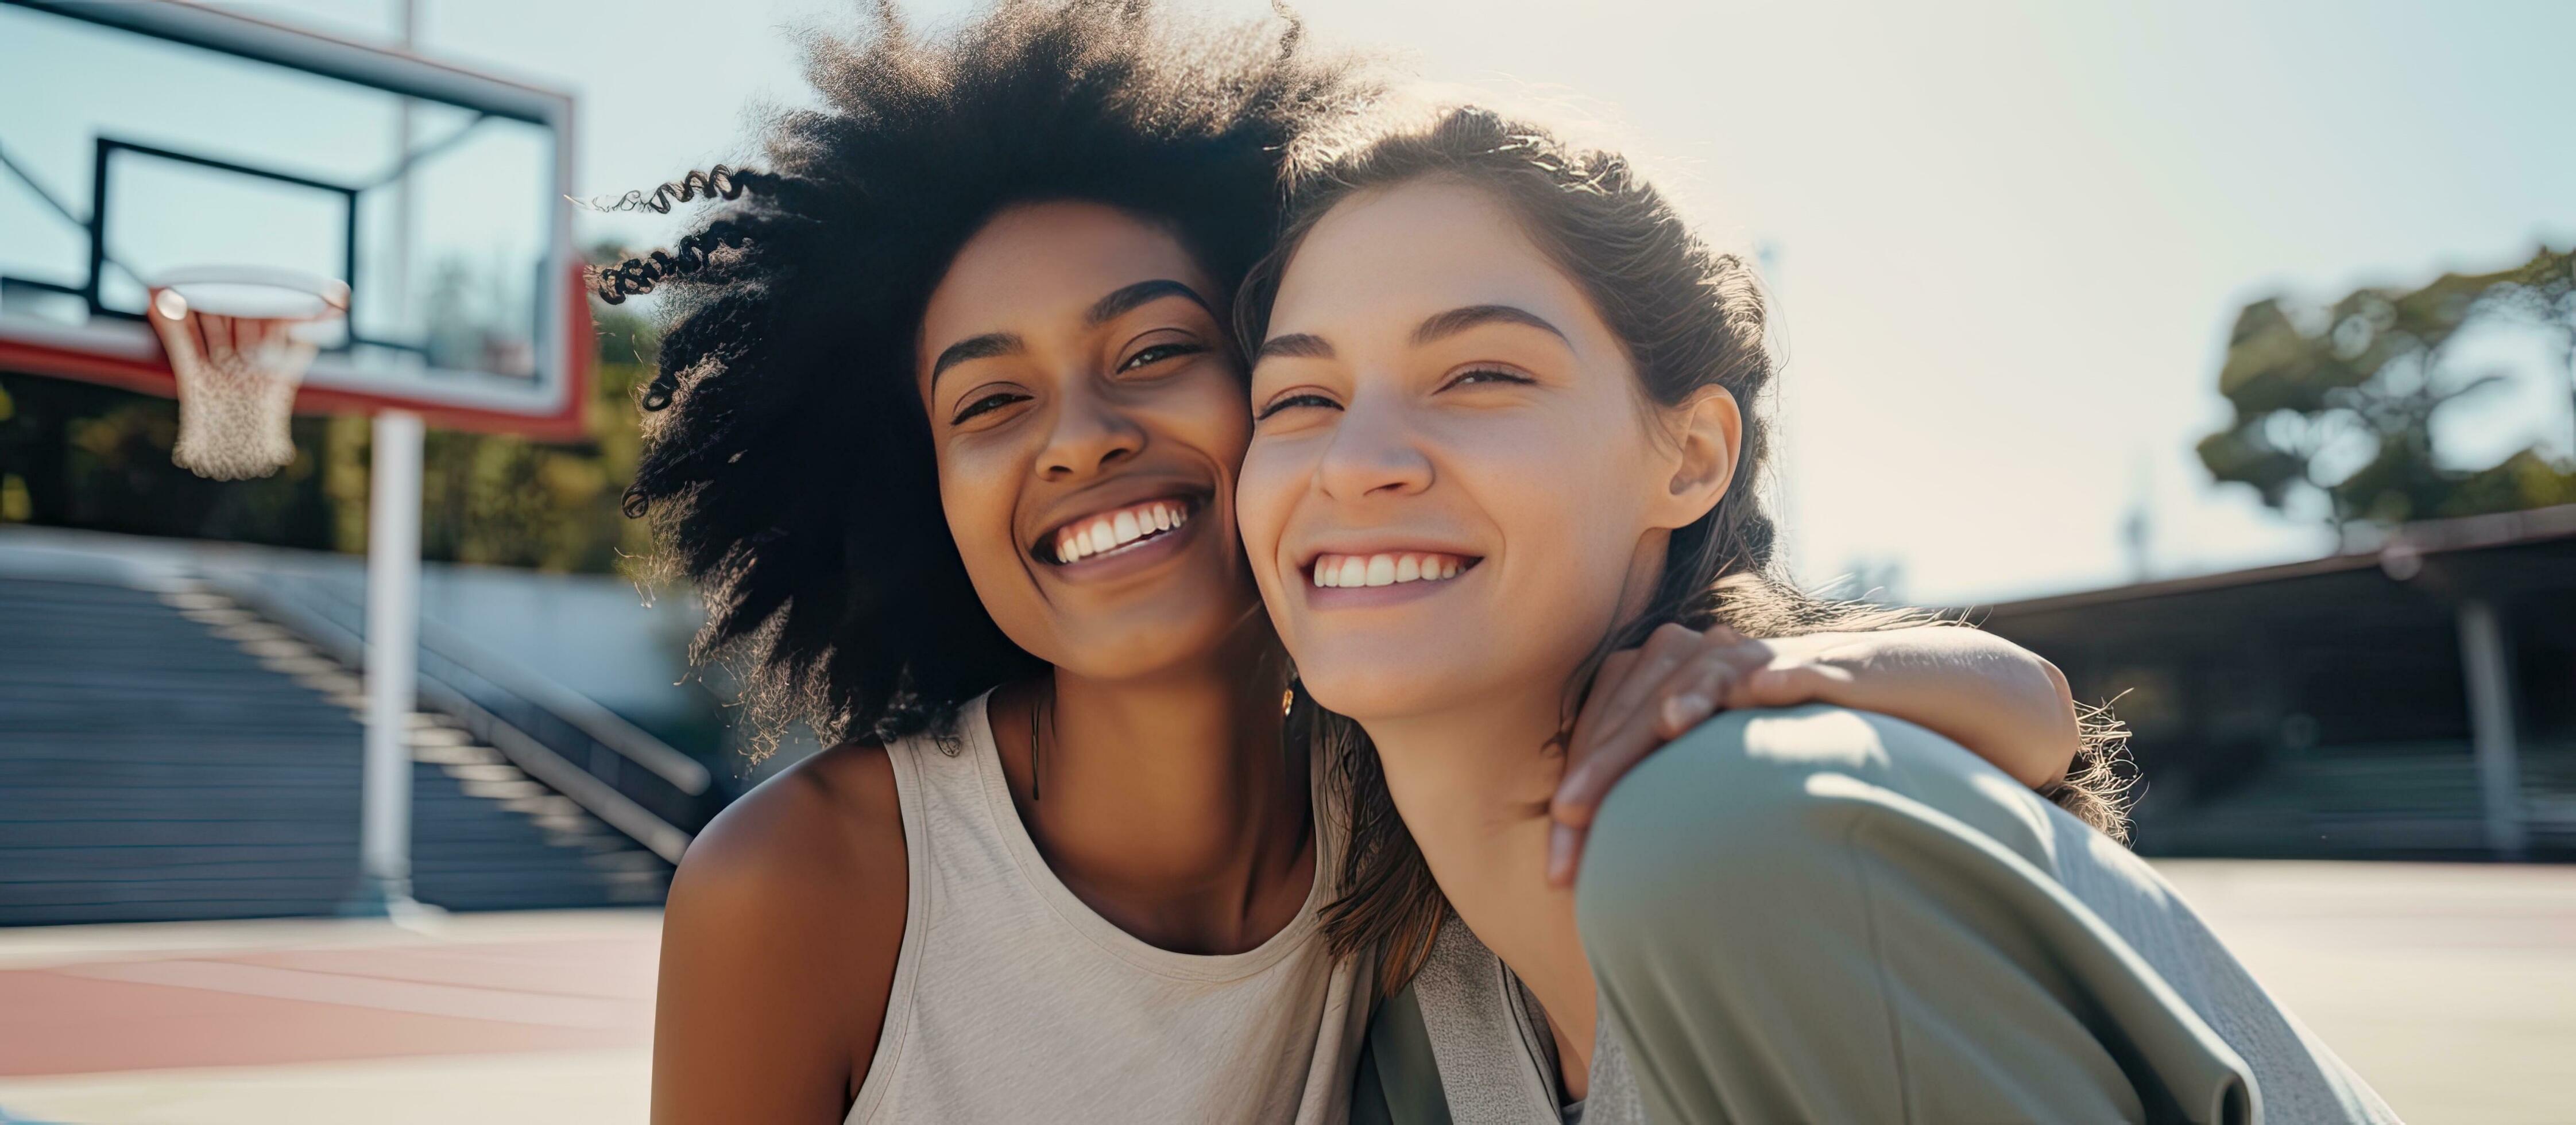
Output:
[918, 201, 1259, 681]
[1237, 178, 1734, 721]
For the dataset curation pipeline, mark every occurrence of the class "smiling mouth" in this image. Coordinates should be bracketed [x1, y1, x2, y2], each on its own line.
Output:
[1041, 497, 1199, 565]
[1306, 552, 1481, 588]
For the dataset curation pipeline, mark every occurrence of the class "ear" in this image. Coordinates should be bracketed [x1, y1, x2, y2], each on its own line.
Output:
[1649, 386, 1741, 530]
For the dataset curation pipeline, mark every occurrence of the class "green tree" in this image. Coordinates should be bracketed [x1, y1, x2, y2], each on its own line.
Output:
[2197, 245, 2576, 536]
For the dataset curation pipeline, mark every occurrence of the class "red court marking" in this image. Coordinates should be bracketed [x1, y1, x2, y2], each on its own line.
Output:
[223, 938, 657, 1000]
[0, 933, 656, 1077]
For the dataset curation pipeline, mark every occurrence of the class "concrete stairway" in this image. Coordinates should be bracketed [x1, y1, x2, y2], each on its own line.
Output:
[0, 575, 670, 926]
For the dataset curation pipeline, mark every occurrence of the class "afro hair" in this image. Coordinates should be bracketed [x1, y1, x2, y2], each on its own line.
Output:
[602, 1, 1372, 752]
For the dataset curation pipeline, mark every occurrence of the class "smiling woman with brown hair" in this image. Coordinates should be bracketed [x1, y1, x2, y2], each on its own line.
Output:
[1236, 106, 2398, 1123]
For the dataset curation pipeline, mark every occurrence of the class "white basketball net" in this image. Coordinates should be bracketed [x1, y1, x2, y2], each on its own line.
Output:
[145, 284, 328, 480]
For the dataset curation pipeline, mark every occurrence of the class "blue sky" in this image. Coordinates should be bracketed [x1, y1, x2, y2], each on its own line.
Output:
[154, 1, 2576, 602]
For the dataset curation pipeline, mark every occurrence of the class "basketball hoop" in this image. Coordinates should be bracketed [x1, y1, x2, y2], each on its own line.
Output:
[144, 266, 350, 480]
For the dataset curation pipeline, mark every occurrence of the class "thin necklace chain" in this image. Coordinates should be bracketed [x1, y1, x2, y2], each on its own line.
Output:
[1027, 684, 1054, 802]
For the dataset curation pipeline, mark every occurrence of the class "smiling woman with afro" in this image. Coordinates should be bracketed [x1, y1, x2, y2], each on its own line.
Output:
[607, 0, 1365, 750]
[612, 3, 1398, 1123]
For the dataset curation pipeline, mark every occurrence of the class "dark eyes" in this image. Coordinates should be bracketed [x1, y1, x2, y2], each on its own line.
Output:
[1444, 367, 1533, 390]
[1255, 367, 1534, 421]
[1119, 342, 1206, 373]
[1255, 393, 1338, 421]
[951, 391, 1030, 425]
[948, 342, 1205, 426]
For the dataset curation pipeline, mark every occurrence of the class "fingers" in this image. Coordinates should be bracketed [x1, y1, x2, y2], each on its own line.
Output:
[1723, 661, 1854, 711]
[1547, 822, 1580, 887]
[1550, 625, 1772, 887]
[1547, 652, 1736, 886]
[1554, 626, 1704, 837]
[1554, 637, 1757, 832]
[1553, 624, 1773, 872]
[1558, 625, 1704, 791]
[1565, 645, 1646, 763]
[1651, 647, 1759, 738]
[1563, 624, 1700, 777]
[1581, 623, 1704, 752]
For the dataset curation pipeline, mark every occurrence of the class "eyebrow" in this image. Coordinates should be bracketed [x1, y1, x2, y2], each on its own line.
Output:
[1411, 304, 1570, 347]
[1255, 333, 1336, 363]
[929, 331, 1025, 384]
[1254, 303, 1572, 365]
[1087, 278, 1212, 327]
[930, 279, 1212, 386]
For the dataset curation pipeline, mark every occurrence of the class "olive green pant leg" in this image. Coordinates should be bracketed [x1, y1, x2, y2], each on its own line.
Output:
[1576, 705, 2261, 1124]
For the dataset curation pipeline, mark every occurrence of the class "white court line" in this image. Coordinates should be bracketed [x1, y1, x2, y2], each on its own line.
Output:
[0, 909, 661, 971]
[0, 1046, 648, 1125]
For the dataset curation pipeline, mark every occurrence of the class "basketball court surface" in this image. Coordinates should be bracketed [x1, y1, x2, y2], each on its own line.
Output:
[0, 863, 2567, 1123]
[0, 910, 657, 1124]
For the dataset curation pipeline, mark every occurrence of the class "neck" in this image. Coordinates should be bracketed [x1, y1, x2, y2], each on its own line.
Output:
[996, 623, 1312, 956]
[1368, 689, 1596, 1096]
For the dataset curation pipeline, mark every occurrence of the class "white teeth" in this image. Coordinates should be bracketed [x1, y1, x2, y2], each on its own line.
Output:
[1051, 499, 1193, 563]
[1310, 552, 1472, 588]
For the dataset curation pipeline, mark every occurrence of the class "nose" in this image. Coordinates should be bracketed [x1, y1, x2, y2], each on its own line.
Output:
[1314, 388, 1433, 500]
[1036, 380, 1145, 482]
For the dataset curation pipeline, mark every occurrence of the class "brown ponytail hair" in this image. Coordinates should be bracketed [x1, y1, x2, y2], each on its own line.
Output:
[1237, 106, 2131, 992]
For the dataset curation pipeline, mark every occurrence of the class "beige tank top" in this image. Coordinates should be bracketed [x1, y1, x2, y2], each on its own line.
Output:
[846, 691, 1371, 1123]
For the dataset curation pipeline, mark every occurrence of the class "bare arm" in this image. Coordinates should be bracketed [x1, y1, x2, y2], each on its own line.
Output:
[1754, 626, 2079, 789]
[1547, 622, 2080, 884]
[652, 745, 908, 1124]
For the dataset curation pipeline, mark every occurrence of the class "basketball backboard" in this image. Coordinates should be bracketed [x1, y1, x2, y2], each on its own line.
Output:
[0, 0, 586, 439]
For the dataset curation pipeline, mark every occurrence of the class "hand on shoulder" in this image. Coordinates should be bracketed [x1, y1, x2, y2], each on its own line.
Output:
[1546, 621, 2083, 886]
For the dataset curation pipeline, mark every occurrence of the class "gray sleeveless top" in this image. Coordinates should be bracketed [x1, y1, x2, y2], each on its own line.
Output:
[846, 692, 1371, 1123]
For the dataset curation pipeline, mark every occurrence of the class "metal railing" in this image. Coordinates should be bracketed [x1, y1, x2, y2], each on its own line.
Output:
[214, 567, 719, 859]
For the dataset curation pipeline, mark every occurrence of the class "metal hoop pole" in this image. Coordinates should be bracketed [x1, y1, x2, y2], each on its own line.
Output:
[347, 0, 428, 920]
[354, 409, 424, 912]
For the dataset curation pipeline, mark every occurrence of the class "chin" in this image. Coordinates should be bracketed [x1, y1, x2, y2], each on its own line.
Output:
[1290, 635, 1479, 722]
[1047, 589, 1262, 682]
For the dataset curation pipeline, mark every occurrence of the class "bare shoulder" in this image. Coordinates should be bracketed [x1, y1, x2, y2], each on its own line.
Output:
[652, 743, 910, 1122]
[675, 741, 908, 910]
